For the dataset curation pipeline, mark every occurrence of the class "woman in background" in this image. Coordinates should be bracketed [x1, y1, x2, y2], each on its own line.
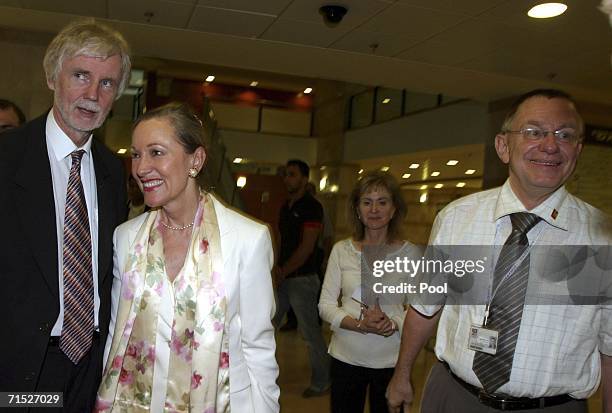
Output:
[319, 171, 414, 413]
[97, 102, 279, 412]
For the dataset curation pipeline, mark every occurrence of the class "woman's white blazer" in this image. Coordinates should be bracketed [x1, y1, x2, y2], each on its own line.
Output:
[104, 195, 280, 412]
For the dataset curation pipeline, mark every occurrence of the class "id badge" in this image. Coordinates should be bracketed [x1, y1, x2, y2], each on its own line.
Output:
[468, 325, 499, 355]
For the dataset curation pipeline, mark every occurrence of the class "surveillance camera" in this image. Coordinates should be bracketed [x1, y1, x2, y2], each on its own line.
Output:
[319, 5, 348, 26]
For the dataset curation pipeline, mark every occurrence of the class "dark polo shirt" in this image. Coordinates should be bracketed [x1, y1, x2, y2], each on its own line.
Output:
[279, 192, 323, 277]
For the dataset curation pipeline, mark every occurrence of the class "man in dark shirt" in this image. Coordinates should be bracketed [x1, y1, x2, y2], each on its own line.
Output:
[273, 159, 331, 397]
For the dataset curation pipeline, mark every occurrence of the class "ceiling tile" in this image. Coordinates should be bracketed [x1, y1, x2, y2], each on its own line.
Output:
[188, 5, 276, 37]
[394, 0, 507, 17]
[196, 0, 291, 15]
[358, 2, 468, 38]
[261, 19, 352, 48]
[109, 0, 193, 28]
[396, 39, 480, 66]
[21, 0, 107, 17]
[550, 47, 612, 87]
[0, 0, 23, 7]
[396, 17, 536, 63]
[558, 48, 612, 73]
[278, 0, 392, 25]
[330, 30, 421, 57]
[458, 48, 561, 81]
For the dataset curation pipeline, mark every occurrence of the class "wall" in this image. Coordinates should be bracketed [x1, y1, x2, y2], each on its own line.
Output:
[220, 129, 317, 166]
[567, 101, 612, 215]
[0, 29, 52, 120]
[567, 144, 612, 215]
[233, 173, 286, 236]
[344, 100, 488, 161]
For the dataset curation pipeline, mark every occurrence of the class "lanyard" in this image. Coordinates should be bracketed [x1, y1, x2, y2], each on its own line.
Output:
[483, 224, 543, 326]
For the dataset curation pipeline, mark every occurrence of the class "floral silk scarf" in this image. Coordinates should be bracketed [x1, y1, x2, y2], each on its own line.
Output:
[97, 193, 230, 412]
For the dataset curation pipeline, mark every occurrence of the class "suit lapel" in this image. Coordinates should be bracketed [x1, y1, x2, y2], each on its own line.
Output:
[14, 116, 59, 297]
[92, 140, 115, 287]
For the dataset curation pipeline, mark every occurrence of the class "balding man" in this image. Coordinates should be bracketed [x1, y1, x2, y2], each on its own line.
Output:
[387, 89, 611, 413]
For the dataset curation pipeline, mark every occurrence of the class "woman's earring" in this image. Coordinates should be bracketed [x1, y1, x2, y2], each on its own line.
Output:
[188, 168, 198, 178]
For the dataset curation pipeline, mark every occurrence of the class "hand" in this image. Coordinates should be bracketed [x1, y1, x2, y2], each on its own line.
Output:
[361, 303, 394, 336]
[386, 372, 413, 413]
[272, 266, 283, 289]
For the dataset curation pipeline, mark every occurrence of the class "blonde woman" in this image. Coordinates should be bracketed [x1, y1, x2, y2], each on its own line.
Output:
[319, 171, 415, 413]
[96, 103, 279, 412]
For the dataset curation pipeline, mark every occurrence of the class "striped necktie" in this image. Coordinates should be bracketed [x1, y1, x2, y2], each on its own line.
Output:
[472, 212, 541, 393]
[59, 150, 94, 364]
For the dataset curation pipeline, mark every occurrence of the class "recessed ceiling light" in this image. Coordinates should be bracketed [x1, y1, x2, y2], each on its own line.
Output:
[465, 169, 476, 175]
[382, 98, 391, 104]
[381, 166, 390, 172]
[434, 184, 444, 189]
[402, 173, 411, 179]
[250, 81, 258, 87]
[303, 87, 313, 94]
[409, 163, 420, 169]
[420, 185, 428, 190]
[446, 160, 459, 166]
[319, 176, 327, 191]
[117, 148, 127, 154]
[358, 169, 363, 174]
[527, 3, 567, 18]
[236, 176, 247, 188]
[430, 171, 440, 177]
[456, 182, 466, 187]
[233, 157, 243, 164]
[205, 75, 215, 82]
[419, 193, 428, 203]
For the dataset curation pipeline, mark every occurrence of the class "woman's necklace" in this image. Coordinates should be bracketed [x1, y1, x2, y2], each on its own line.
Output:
[160, 220, 194, 231]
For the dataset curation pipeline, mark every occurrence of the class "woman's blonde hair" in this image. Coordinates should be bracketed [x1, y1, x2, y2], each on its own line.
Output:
[134, 102, 208, 156]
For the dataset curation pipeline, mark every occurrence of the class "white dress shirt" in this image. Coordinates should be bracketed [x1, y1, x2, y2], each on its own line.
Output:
[45, 110, 100, 336]
[413, 180, 612, 399]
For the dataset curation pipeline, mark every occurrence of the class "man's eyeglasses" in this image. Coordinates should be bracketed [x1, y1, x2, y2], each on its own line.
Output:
[504, 127, 582, 145]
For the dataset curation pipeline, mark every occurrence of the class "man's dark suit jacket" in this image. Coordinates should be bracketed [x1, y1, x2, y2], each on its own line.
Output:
[0, 113, 127, 395]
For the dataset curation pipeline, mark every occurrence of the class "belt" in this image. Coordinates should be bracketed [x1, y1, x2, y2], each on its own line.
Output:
[442, 362, 575, 411]
[48, 331, 100, 347]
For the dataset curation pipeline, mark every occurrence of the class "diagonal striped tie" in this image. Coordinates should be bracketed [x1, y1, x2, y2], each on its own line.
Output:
[60, 150, 94, 365]
[472, 212, 541, 393]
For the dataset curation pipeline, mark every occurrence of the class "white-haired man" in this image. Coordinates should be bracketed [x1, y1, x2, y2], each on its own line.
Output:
[0, 19, 130, 411]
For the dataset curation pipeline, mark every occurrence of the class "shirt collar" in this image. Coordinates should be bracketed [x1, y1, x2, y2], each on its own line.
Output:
[493, 179, 569, 231]
[46, 109, 93, 161]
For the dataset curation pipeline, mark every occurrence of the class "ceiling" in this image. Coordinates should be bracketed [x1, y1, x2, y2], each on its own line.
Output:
[356, 143, 485, 189]
[0, 0, 611, 103]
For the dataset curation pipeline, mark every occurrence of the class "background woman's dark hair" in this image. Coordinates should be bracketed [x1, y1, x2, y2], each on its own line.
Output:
[134, 102, 207, 155]
[348, 171, 407, 242]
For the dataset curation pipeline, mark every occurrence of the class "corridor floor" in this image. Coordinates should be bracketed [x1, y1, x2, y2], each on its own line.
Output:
[275, 324, 603, 412]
